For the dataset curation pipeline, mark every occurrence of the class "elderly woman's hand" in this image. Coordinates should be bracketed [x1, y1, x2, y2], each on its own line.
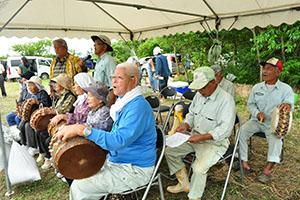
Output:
[56, 124, 87, 142]
[50, 114, 67, 126]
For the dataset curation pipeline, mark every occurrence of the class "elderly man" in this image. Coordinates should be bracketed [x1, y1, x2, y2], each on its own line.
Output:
[239, 57, 294, 184]
[166, 67, 235, 200]
[56, 63, 157, 200]
[91, 35, 117, 107]
[210, 64, 235, 97]
[49, 38, 84, 99]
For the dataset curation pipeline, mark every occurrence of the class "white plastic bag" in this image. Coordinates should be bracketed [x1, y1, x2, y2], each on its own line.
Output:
[0, 142, 11, 172]
[8, 141, 41, 185]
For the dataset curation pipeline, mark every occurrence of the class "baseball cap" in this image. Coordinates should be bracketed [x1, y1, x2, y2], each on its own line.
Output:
[153, 46, 163, 56]
[83, 82, 109, 105]
[91, 35, 113, 52]
[260, 57, 283, 72]
[189, 67, 215, 90]
[51, 73, 72, 90]
[210, 65, 222, 74]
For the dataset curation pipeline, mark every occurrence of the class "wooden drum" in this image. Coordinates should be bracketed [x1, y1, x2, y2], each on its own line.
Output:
[30, 107, 56, 131]
[49, 136, 106, 179]
[270, 107, 293, 139]
[21, 98, 40, 121]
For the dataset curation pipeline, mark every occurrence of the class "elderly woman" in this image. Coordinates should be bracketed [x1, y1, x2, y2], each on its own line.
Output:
[18, 76, 51, 156]
[83, 81, 113, 131]
[50, 73, 94, 126]
[39, 73, 77, 169]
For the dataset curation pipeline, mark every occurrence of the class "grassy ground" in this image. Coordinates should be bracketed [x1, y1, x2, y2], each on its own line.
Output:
[1, 80, 300, 200]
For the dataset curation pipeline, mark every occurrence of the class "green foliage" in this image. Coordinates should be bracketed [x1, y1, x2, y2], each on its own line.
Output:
[12, 39, 52, 56]
[111, 40, 132, 63]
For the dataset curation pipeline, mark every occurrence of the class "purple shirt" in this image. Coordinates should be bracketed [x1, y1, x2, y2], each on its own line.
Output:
[66, 98, 91, 124]
[85, 105, 113, 131]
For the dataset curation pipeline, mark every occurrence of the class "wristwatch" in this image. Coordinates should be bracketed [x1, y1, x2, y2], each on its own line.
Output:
[83, 127, 92, 137]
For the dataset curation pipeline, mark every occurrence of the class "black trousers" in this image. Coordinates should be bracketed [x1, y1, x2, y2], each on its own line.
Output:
[18, 120, 37, 148]
[0, 74, 7, 97]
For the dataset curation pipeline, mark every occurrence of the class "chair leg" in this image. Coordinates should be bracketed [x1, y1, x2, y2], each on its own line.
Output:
[158, 174, 165, 200]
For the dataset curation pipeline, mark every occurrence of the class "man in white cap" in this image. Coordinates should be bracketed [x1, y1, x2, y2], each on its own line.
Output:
[239, 57, 294, 184]
[210, 64, 235, 97]
[91, 35, 117, 107]
[165, 67, 235, 200]
[153, 46, 171, 101]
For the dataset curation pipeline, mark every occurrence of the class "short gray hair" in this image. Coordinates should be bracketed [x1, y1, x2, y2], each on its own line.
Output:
[117, 63, 140, 80]
[53, 38, 68, 48]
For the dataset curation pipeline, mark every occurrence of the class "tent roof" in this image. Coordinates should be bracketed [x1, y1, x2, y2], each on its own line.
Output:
[0, 0, 299, 40]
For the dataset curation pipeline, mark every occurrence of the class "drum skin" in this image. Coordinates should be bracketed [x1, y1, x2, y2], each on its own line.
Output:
[30, 107, 56, 131]
[50, 136, 106, 179]
[270, 107, 293, 139]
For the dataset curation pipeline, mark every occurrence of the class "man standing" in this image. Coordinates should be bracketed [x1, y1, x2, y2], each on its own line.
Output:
[239, 57, 294, 184]
[153, 46, 171, 101]
[0, 62, 7, 98]
[210, 64, 235, 97]
[91, 35, 117, 107]
[49, 39, 84, 99]
[166, 67, 235, 200]
[57, 63, 157, 200]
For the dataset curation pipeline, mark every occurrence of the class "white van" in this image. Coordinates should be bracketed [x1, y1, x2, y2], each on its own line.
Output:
[6, 56, 52, 81]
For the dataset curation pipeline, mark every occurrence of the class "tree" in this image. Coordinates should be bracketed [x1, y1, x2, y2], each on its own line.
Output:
[12, 39, 52, 56]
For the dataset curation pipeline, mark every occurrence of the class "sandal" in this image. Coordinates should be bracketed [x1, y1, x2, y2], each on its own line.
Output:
[240, 165, 254, 175]
[257, 171, 270, 184]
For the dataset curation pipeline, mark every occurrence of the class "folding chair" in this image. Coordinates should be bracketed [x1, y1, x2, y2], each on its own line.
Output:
[153, 86, 177, 126]
[145, 95, 161, 121]
[181, 89, 197, 101]
[249, 132, 284, 162]
[184, 114, 244, 200]
[162, 100, 191, 132]
[103, 125, 165, 200]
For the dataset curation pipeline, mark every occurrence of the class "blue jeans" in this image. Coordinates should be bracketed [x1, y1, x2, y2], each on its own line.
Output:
[146, 65, 158, 92]
[6, 111, 21, 126]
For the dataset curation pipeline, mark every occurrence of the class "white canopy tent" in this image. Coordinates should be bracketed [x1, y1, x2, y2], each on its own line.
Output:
[0, 0, 300, 40]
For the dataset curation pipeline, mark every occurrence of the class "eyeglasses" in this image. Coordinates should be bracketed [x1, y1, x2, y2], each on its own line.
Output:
[199, 81, 211, 91]
[109, 75, 134, 82]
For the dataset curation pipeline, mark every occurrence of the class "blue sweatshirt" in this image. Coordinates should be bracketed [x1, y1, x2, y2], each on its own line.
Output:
[87, 95, 157, 167]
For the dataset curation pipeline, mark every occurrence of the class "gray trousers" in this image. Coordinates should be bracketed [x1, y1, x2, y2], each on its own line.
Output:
[70, 160, 154, 200]
[165, 140, 228, 199]
[239, 120, 283, 163]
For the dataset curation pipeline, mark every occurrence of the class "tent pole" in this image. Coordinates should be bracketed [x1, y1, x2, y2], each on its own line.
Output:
[0, 114, 14, 197]
[0, 0, 31, 33]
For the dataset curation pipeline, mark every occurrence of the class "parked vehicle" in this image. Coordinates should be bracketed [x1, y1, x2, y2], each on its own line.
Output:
[6, 56, 52, 81]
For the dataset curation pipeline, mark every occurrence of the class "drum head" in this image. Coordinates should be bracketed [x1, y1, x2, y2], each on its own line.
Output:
[35, 113, 56, 131]
[56, 137, 106, 179]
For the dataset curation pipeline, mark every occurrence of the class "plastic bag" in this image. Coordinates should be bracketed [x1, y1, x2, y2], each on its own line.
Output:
[0, 142, 11, 172]
[8, 141, 41, 185]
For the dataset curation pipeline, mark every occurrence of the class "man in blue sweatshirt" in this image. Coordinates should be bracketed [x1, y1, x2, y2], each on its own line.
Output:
[57, 63, 157, 200]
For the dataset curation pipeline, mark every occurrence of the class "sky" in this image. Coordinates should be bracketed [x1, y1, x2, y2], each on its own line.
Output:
[0, 36, 95, 57]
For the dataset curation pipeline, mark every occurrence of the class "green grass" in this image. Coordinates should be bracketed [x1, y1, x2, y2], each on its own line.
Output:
[1, 81, 300, 200]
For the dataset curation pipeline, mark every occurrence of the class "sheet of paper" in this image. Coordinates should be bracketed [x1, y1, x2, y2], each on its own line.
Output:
[166, 132, 191, 148]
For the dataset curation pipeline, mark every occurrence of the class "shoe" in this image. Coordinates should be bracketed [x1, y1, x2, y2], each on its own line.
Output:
[3, 95, 6, 99]
[56, 172, 63, 178]
[36, 153, 45, 162]
[28, 147, 39, 156]
[257, 172, 270, 184]
[61, 177, 67, 183]
[41, 158, 52, 169]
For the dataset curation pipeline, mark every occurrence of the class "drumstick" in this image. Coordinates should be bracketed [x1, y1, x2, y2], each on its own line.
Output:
[259, 118, 263, 123]
[15, 99, 20, 114]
